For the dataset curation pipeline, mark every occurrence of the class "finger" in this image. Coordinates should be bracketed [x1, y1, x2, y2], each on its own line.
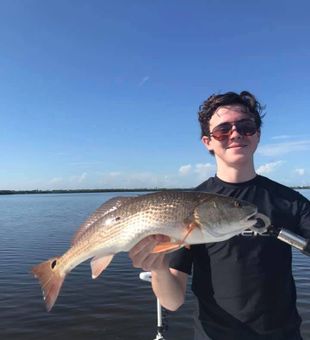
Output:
[141, 253, 166, 272]
[131, 246, 160, 268]
[129, 236, 157, 258]
[130, 242, 168, 269]
[129, 234, 169, 257]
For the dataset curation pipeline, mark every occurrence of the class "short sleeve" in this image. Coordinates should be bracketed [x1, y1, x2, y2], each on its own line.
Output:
[169, 247, 193, 275]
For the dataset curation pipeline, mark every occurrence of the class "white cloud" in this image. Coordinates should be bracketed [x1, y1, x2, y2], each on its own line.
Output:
[77, 172, 87, 183]
[257, 140, 310, 156]
[271, 135, 294, 140]
[178, 163, 215, 181]
[109, 171, 121, 177]
[69, 172, 88, 184]
[179, 164, 192, 176]
[47, 177, 65, 189]
[295, 168, 305, 176]
[50, 177, 63, 185]
[98, 164, 215, 189]
[272, 135, 310, 140]
[256, 161, 284, 175]
[194, 163, 215, 179]
[100, 171, 172, 189]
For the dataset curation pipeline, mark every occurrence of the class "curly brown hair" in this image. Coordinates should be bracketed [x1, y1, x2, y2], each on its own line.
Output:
[198, 91, 265, 138]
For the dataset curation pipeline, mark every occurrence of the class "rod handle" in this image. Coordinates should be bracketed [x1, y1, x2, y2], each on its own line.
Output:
[277, 229, 310, 256]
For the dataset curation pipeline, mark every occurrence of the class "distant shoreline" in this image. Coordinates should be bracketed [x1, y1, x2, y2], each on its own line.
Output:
[0, 188, 186, 195]
[0, 187, 309, 195]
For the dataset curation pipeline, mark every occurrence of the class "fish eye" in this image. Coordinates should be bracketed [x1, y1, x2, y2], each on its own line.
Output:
[51, 259, 57, 269]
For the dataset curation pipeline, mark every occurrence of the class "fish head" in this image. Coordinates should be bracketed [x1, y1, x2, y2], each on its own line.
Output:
[194, 196, 259, 240]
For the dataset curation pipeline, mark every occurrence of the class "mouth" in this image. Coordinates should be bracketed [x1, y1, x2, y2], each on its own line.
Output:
[247, 210, 257, 222]
[227, 144, 247, 149]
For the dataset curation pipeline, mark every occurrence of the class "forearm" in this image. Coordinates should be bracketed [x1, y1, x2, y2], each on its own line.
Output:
[129, 235, 188, 311]
[151, 266, 187, 311]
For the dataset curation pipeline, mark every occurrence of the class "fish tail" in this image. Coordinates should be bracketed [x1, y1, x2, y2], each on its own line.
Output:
[32, 257, 65, 312]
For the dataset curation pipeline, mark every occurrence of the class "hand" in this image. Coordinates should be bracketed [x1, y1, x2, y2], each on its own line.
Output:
[129, 235, 170, 272]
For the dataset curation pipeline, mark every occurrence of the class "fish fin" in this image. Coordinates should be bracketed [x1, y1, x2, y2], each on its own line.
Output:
[152, 222, 199, 254]
[31, 257, 65, 312]
[152, 242, 183, 253]
[90, 255, 114, 279]
[181, 221, 199, 243]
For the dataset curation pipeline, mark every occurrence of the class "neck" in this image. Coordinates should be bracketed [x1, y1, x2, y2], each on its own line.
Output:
[215, 160, 257, 183]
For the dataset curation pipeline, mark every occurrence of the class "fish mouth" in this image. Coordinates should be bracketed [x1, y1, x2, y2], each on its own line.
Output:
[247, 212, 271, 233]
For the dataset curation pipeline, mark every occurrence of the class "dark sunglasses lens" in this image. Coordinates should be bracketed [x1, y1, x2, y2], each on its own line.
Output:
[236, 121, 257, 136]
[211, 123, 232, 140]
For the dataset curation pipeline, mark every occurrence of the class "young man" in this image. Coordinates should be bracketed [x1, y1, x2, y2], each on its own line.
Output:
[129, 91, 310, 339]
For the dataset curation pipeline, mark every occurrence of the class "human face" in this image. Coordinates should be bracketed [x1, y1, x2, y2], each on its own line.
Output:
[202, 105, 260, 167]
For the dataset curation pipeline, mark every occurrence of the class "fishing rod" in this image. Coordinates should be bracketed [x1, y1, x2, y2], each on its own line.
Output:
[139, 272, 168, 340]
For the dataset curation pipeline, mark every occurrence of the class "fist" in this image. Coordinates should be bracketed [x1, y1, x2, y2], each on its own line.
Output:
[129, 235, 170, 271]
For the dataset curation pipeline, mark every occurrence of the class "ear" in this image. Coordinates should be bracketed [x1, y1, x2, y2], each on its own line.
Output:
[201, 136, 213, 152]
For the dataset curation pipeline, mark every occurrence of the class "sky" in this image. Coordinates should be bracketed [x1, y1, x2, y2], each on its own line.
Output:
[0, 0, 310, 190]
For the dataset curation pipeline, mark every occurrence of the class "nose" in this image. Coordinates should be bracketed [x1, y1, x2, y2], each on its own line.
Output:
[229, 124, 241, 139]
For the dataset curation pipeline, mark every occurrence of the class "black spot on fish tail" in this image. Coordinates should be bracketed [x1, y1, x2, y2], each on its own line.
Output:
[51, 260, 57, 269]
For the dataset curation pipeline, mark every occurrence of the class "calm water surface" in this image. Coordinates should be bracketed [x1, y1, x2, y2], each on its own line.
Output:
[0, 191, 309, 340]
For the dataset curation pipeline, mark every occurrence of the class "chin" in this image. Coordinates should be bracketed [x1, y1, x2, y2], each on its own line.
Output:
[228, 146, 255, 157]
[227, 153, 253, 165]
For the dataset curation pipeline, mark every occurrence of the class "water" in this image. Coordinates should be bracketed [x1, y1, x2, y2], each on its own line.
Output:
[0, 190, 309, 340]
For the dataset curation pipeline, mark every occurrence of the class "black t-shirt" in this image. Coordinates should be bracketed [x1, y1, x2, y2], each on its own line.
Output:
[170, 175, 310, 340]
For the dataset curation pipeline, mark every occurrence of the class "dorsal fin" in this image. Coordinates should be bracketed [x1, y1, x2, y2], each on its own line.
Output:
[71, 196, 134, 245]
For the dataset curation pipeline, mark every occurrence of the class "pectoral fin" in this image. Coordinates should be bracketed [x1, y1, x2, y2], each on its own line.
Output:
[90, 255, 114, 279]
[152, 222, 198, 254]
[152, 242, 183, 253]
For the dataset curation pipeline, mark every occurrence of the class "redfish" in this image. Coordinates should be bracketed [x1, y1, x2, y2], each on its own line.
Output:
[32, 191, 263, 311]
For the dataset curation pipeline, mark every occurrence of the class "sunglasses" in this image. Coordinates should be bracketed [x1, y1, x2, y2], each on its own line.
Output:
[210, 119, 258, 141]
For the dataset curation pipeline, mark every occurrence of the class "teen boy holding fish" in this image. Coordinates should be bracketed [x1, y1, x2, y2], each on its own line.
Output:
[129, 91, 310, 340]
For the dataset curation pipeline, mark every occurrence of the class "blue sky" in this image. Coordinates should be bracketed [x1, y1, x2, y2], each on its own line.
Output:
[1, 0, 310, 190]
